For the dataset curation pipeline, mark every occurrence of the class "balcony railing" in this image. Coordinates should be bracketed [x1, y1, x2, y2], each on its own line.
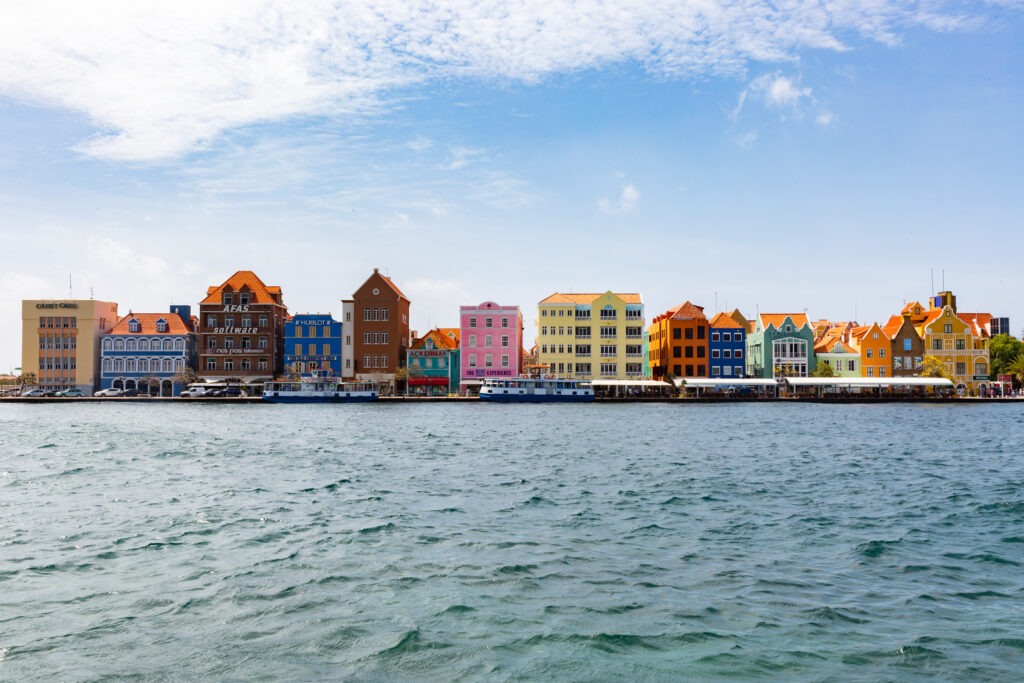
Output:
[575, 352, 591, 358]
[626, 352, 643, 357]
[600, 352, 617, 358]
[599, 333, 617, 339]
[575, 334, 591, 339]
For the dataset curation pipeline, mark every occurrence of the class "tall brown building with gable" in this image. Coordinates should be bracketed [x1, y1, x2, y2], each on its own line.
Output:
[349, 268, 410, 390]
[198, 271, 288, 385]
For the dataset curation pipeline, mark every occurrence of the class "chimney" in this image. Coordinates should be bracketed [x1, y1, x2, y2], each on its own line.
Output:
[373, 267, 379, 274]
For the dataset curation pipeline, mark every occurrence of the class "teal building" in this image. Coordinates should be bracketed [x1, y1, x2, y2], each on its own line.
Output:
[746, 313, 817, 378]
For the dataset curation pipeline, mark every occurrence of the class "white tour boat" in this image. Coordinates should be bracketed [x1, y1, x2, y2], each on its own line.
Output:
[262, 372, 378, 403]
[479, 376, 595, 402]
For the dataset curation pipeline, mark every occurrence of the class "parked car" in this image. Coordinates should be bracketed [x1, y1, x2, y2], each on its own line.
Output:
[22, 388, 45, 397]
[95, 388, 123, 397]
[211, 386, 245, 397]
[56, 388, 84, 397]
[121, 388, 139, 397]
[41, 390, 58, 397]
[181, 386, 211, 398]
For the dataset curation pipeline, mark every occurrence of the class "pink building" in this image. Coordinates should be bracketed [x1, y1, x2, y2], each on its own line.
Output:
[459, 302, 523, 392]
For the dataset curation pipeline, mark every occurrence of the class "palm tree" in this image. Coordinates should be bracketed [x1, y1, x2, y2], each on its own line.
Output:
[1007, 354, 1024, 388]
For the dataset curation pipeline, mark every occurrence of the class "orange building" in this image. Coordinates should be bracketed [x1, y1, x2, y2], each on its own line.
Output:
[852, 322, 892, 378]
[648, 301, 708, 380]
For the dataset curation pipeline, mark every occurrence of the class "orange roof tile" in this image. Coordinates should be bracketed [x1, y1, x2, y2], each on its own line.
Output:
[759, 313, 810, 330]
[901, 301, 924, 314]
[108, 312, 192, 335]
[539, 292, 643, 305]
[381, 275, 408, 300]
[201, 270, 283, 305]
[667, 301, 706, 320]
[881, 315, 906, 338]
[413, 327, 459, 350]
[709, 311, 744, 329]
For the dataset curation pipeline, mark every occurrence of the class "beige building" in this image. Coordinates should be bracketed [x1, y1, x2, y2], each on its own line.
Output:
[22, 299, 118, 394]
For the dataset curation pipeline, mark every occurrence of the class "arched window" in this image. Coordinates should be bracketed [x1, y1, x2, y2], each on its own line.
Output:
[126, 339, 137, 351]
[114, 339, 125, 350]
[103, 339, 112, 350]
[976, 361, 988, 376]
[162, 358, 173, 372]
[139, 339, 149, 351]
[174, 338, 185, 351]
[174, 358, 184, 371]
[114, 359, 124, 372]
[126, 359, 136, 372]
[138, 359, 148, 372]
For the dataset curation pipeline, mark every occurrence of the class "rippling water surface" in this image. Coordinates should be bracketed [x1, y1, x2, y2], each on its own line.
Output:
[2, 402, 1024, 680]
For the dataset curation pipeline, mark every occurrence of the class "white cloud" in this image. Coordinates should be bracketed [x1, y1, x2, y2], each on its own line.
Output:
[0, 1, 991, 161]
[599, 183, 640, 214]
[733, 71, 833, 127]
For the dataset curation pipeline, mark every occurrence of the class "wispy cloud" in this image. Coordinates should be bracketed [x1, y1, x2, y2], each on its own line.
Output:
[732, 72, 834, 127]
[599, 183, 640, 214]
[0, 1, 995, 161]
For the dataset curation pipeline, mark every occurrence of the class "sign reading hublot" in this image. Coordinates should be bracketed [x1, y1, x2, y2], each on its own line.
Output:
[36, 302, 79, 309]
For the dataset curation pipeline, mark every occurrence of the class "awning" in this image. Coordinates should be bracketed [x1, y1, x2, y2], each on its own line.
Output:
[785, 377, 955, 388]
[673, 378, 779, 388]
[459, 379, 483, 386]
[591, 379, 672, 387]
[408, 377, 449, 386]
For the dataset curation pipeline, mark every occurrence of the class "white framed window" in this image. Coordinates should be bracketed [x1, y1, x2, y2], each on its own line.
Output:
[734, 349, 742, 359]
[501, 335, 509, 347]
[502, 317, 509, 328]
[485, 317, 493, 328]
[712, 366, 721, 376]
[485, 354, 493, 367]
[734, 365, 742, 375]
[711, 332, 720, 342]
[382, 308, 389, 321]
[866, 367, 874, 377]
[206, 358, 216, 370]
[501, 354, 509, 368]
[363, 354, 370, 368]
[711, 349, 720, 359]
[468, 355, 477, 367]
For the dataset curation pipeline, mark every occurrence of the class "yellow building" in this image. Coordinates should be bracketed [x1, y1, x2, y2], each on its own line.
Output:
[22, 299, 118, 394]
[910, 292, 990, 395]
[537, 291, 645, 379]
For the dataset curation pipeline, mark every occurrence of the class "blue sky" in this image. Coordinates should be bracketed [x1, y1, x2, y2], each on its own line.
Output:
[1, 1, 1022, 370]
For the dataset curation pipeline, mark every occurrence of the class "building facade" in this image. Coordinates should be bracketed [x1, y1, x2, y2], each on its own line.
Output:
[746, 313, 816, 378]
[648, 301, 709, 380]
[459, 301, 523, 391]
[100, 307, 198, 395]
[537, 291, 644, 379]
[708, 311, 746, 378]
[350, 268, 410, 391]
[912, 292, 990, 394]
[407, 328, 460, 396]
[284, 314, 342, 377]
[814, 338, 860, 377]
[22, 299, 119, 395]
[883, 312, 924, 378]
[198, 271, 288, 385]
[852, 323, 892, 378]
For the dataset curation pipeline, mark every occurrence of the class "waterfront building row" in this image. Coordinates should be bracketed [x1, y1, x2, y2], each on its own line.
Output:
[19, 271, 1008, 396]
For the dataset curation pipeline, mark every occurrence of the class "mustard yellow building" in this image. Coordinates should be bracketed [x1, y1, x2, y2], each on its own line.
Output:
[537, 292, 645, 379]
[908, 292, 990, 395]
[22, 299, 118, 394]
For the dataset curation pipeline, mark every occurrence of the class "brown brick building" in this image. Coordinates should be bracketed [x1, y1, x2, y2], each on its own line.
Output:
[198, 271, 287, 384]
[348, 268, 410, 390]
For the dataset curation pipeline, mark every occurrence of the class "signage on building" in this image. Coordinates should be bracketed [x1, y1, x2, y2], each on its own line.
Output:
[973, 375, 990, 381]
[212, 349, 263, 354]
[295, 318, 332, 326]
[998, 374, 1012, 383]
[212, 327, 260, 334]
[36, 302, 79, 309]
[465, 368, 515, 377]
[410, 350, 447, 357]
[222, 305, 250, 312]
[287, 355, 339, 362]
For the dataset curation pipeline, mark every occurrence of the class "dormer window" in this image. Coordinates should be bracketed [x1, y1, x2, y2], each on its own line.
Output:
[155, 318, 168, 333]
[222, 292, 233, 305]
[239, 293, 250, 306]
[786, 325, 792, 332]
[128, 318, 140, 333]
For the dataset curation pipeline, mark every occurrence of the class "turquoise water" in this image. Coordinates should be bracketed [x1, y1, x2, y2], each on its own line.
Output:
[2, 403, 1023, 680]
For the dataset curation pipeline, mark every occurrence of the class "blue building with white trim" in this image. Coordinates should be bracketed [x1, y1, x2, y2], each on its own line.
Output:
[100, 305, 198, 395]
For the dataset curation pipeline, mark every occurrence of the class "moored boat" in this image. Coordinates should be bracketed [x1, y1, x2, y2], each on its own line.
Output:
[479, 376, 594, 402]
[262, 373, 378, 403]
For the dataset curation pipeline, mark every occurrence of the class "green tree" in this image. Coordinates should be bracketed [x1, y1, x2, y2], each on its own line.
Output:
[171, 367, 198, 388]
[19, 371, 38, 387]
[988, 334, 1024, 378]
[1007, 354, 1024, 387]
[811, 362, 835, 378]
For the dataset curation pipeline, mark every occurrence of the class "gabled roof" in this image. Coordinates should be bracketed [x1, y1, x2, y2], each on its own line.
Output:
[201, 270, 283, 305]
[759, 313, 810, 330]
[413, 327, 459, 350]
[381, 275, 407, 300]
[107, 312, 191, 335]
[539, 292, 643, 305]
[882, 315, 907, 338]
[667, 301, 706, 320]
[437, 327, 461, 346]
[709, 311, 744, 329]
[901, 301, 925, 315]
[854, 322, 890, 343]
[958, 312, 992, 338]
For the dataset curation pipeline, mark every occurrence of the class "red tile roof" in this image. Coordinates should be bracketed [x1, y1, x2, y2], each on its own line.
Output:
[759, 313, 810, 330]
[708, 311, 744, 329]
[413, 327, 459, 350]
[882, 315, 906, 338]
[666, 301, 706, 320]
[108, 312, 191, 335]
[381, 274, 408, 300]
[539, 292, 643, 305]
[201, 270, 283, 305]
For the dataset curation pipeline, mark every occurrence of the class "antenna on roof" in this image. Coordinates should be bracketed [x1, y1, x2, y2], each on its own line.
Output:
[68, 273, 73, 298]
[715, 291, 718, 314]
[930, 269, 934, 295]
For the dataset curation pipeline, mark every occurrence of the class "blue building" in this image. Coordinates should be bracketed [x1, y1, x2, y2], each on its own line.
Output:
[284, 314, 342, 377]
[100, 306, 198, 395]
[708, 311, 747, 378]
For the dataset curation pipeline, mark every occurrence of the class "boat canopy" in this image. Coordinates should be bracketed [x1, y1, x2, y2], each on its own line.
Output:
[673, 378, 778, 388]
[591, 380, 672, 387]
[784, 377, 955, 388]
